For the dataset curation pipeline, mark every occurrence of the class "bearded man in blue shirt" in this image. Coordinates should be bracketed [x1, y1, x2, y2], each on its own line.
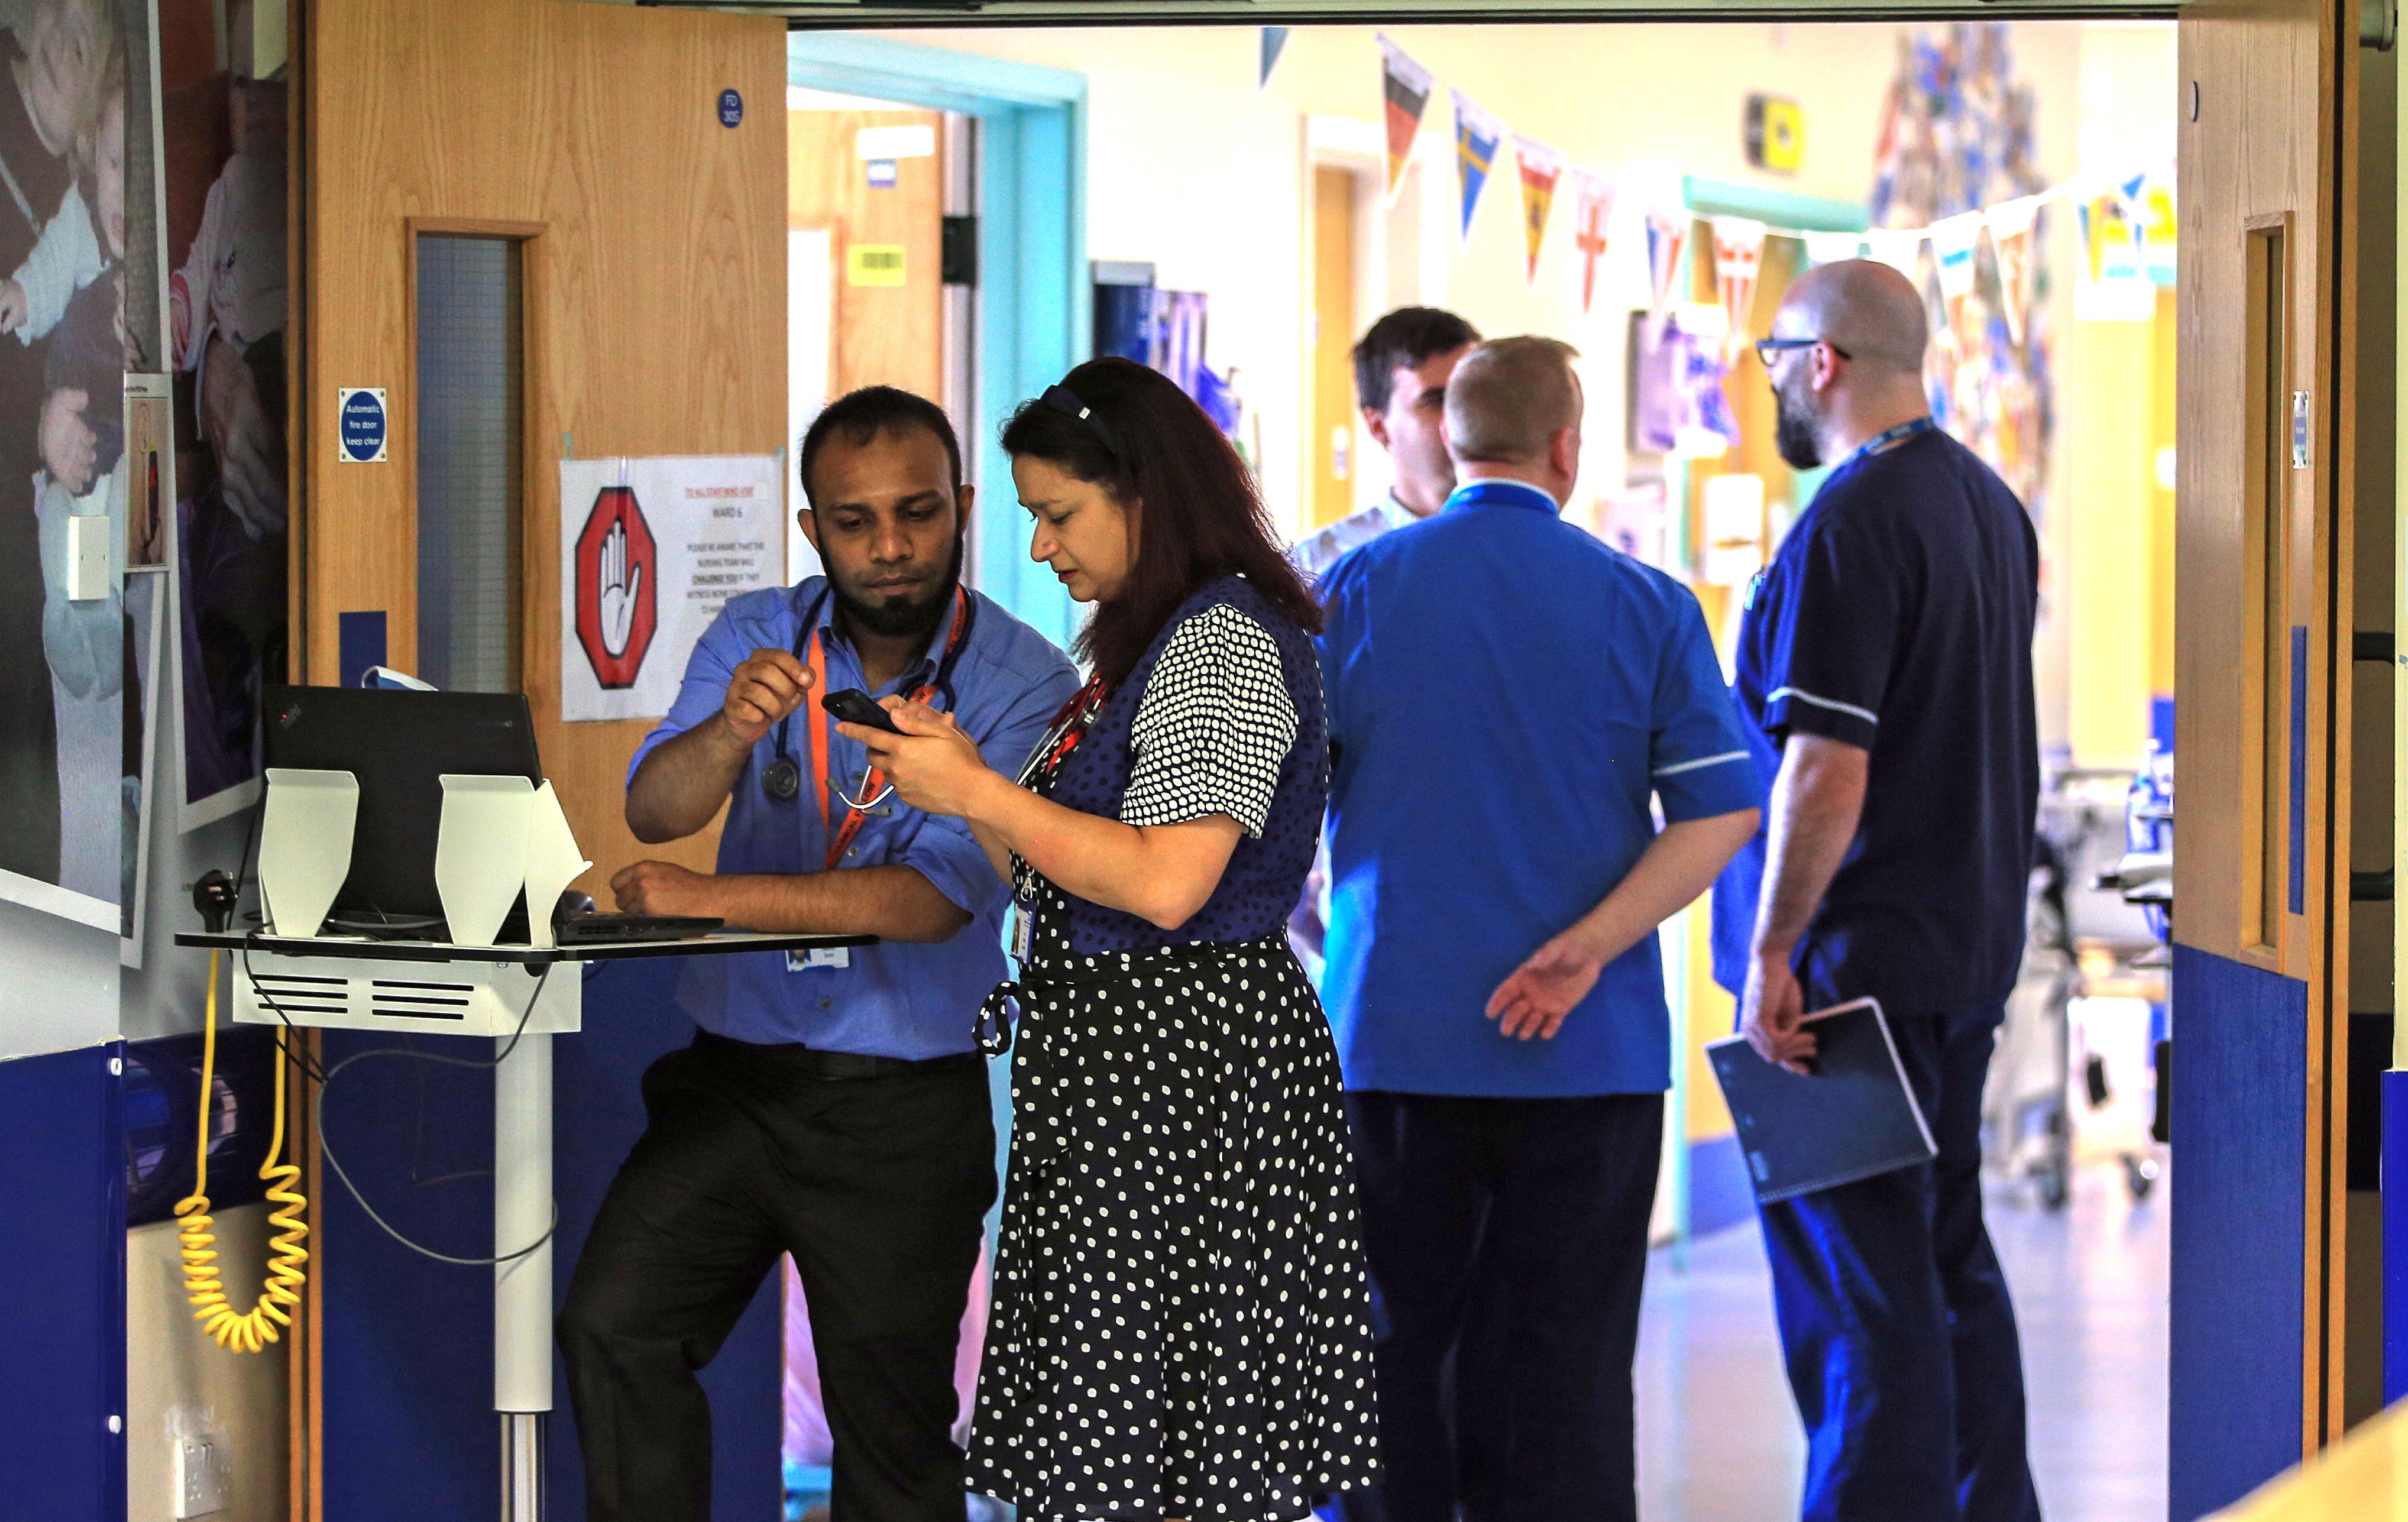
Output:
[556, 387, 1079, 1522]
[1318, 336, 1761, 1522]
[1714, 260, 2042, 1522]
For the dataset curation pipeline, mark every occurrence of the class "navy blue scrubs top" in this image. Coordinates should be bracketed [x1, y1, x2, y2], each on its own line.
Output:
[1711, 423, 2041, 1015]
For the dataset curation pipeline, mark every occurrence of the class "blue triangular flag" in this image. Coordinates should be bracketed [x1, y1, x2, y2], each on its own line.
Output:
[1452, 90, 1502, 243]
[1260, 27, 1289, 89]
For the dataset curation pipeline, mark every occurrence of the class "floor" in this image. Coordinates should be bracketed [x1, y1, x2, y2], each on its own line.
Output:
[1635, 1160, 2170, 1522]
[792, 1160, 2170, 1522]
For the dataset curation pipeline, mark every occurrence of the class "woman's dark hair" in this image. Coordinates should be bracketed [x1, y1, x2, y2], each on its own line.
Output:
[1002, 357, 1320, 686]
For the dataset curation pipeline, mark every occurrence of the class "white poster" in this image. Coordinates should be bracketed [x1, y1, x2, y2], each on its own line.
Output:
[558, 455, 783, 723]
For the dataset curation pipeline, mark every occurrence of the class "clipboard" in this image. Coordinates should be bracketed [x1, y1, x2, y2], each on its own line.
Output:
[1705, 997, 1938, 1204]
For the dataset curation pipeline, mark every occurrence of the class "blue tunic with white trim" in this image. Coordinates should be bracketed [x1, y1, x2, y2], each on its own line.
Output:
[1710, 423, 2040, 1013]
[1315, 477, 1762, 1099]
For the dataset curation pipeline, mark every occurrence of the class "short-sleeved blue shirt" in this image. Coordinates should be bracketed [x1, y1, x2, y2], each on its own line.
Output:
[629, 579, 1081, 1057]
[1710, 424, 2040, 1013]
[1317, 478, 1761, 1098]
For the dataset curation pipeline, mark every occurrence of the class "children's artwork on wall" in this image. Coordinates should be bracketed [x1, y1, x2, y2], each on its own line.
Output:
[1629, 311, 1742, 464]
[1868, 22, 2053, 523]
[1594, 484, 1670, 570]
[160, 0, 285, 830]
[0, 0, 144, 927]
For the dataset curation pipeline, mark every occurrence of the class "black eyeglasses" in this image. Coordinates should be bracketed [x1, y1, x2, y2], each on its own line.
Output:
[1753, 336, 1853, 365]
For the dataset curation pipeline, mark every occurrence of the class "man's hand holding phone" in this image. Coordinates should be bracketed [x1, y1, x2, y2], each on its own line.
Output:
[721, 649, 815, 746]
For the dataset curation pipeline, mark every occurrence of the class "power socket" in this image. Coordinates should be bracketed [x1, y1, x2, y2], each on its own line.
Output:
[174, 1435, 230, 1518]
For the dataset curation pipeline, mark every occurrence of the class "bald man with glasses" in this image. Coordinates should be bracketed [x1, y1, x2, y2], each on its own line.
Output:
[1714, 260, 2042, 1522]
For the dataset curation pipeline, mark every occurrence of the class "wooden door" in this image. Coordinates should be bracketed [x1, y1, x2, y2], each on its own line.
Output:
[1311, 166, 1359, 529]
[789, 108, 946, 403]
[306, 0, 785, 906]
[2171, 0, 2373, 1511]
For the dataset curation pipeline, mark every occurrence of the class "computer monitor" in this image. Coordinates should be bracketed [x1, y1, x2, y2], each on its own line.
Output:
[261, 685, 543, 937]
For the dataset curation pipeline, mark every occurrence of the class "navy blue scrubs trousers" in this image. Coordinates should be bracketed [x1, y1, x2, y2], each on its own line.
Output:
[1337, 1090, 1665, 1522]
[1758, 1001, 2041, 1522]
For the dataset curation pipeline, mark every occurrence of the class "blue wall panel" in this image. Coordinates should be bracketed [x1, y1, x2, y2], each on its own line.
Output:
[0, 1041, 125, 1520]
[2168, 944, 2307, 1521]
[320, 960, 778, 1521]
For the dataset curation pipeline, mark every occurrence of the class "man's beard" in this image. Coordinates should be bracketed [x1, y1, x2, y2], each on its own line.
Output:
[831, 534, 965, 640]
[1773, 381, 1824, 471]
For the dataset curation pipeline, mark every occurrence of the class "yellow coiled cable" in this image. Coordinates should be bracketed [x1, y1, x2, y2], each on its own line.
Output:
[171, 948, 310, 1352]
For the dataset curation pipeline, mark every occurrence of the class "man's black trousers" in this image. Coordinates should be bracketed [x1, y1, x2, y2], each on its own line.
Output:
[1336, 1090, 1665, 1522]
[558, 1030, 996, 1522]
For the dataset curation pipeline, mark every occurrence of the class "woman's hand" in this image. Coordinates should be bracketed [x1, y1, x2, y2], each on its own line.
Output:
[840, 698, 997, 820]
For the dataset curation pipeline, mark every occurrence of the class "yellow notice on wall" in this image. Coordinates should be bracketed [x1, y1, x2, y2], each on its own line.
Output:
[847, 245, 907, 287]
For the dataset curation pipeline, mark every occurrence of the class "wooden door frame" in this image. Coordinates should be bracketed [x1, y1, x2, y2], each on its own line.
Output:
[785, 31, 1089, 650]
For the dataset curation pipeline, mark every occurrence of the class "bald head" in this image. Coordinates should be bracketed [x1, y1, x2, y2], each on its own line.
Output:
[1443, 336, 1583, 467]
[1775, 259, 1930, 378]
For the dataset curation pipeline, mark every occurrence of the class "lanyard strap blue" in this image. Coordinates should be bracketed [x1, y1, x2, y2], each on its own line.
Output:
[1823, 415, 1937, 490]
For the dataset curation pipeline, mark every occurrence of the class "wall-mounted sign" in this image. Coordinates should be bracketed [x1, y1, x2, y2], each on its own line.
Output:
[847, 245, 906, 287]
[559, 455, 782, 722]
[1745, 93, 1804, 174]
[718, 88, 743, 128]
[855, 124, 936, 160]
[336, 387, 387, 463]
[866, 160, 899, 190]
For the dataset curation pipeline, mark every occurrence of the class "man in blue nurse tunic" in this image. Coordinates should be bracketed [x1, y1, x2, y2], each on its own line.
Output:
[1318, 336, 1762, 1522]
[556, 387, 1078, 1522]
[1714, 260, 2043, 1522]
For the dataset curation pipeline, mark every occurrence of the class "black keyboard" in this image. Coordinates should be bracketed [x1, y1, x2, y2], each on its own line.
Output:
[555, 912, 724, 945]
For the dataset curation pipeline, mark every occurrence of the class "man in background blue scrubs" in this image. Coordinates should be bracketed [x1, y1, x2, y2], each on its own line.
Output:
[1319, 336, 1760, 1522]
[1713, 261, 2042, 1522]
[558, 387, 1079, 1522]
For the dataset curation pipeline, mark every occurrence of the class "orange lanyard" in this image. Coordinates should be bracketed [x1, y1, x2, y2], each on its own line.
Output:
[802, 586, 972, 872]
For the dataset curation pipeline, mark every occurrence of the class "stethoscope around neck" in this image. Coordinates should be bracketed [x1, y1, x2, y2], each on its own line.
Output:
[760, 584, 976, 806]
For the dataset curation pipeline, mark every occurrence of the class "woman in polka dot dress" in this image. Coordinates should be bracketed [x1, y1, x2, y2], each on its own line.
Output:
[846, 357, 1379, 1522]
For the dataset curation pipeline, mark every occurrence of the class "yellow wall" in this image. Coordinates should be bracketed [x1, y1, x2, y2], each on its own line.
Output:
[2056, 305, 2167, 765]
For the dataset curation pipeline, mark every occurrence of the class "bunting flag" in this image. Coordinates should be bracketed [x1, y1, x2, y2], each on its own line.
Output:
[1801, 231, 1867, 268]
[2129, 171, 2177, 286]
[1570, 169, 1614, 313]
[1378, 36, 1435, 202]
[1865, 226, 1925, 281]
[1928, 211, 1986, 348]
[1513, 136, 1565, 286]
[1644, 209, 1689, 335]
[1711, 215, 1767, 361]
[2074, 193, 2108, 285]
[1986, 195, 2041, 346]
[2112, 170, 2151, 257]
[1451, 91, 1503, 244]
[1259, 27, 1290, 89]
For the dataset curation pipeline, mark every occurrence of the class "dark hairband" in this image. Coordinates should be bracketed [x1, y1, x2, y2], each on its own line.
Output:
[1041, 384, 1116, 453]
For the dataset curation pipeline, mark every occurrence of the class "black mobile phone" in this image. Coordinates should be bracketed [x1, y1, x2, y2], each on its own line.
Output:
[821, 688, 903, 734]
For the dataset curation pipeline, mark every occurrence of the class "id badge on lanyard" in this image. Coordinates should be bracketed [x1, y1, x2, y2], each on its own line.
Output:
[1005, 673, 1110, 967]
[776, 589, 972, 974]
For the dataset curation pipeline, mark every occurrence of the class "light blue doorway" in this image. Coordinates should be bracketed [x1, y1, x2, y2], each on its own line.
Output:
[787, 31, 1088, 650]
